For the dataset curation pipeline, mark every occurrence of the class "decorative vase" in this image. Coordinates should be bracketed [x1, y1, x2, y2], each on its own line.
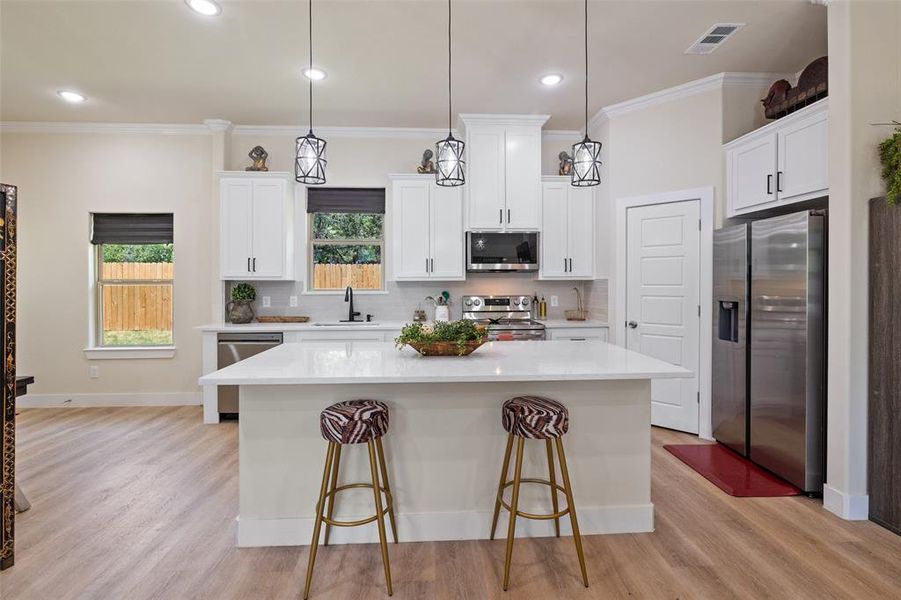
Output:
[227, 300, 255, 324]
[434, 305, 450, 322]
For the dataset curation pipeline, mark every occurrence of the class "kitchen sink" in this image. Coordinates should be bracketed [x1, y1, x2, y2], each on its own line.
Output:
[313, 322, 381, 327]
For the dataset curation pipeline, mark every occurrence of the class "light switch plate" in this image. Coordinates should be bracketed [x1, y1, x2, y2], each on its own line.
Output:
[262, 296, 271, 308]
[89, 365, 99, 379]
[550, 295, 559, 307]
[289, 296, 298, 307]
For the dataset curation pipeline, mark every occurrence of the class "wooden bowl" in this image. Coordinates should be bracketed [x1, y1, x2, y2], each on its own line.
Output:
[407, 340, 486, 356]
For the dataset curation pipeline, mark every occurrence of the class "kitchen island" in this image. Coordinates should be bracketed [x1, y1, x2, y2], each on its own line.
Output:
[199, 340, 689, 547]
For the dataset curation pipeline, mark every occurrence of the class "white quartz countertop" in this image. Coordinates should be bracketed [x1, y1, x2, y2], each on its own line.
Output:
[198, 340, 688, 386]
[195, 319, 607, 333]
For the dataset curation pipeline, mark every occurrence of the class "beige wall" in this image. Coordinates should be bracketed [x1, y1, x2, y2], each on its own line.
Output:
[825, 0, 901, 517]
[0, 132, 213, 396]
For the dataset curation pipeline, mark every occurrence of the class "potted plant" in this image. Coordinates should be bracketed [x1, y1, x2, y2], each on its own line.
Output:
[879, 126, 901, 205]
[227, 282, 257, 324]
[395, 319, 488, 356]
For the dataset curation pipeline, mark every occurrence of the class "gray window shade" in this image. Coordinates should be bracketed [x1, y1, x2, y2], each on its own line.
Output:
[91, 213, 174, 245]
[307, 188, 385, 214]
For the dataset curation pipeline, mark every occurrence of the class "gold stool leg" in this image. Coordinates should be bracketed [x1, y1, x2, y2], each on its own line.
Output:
[375, 437, 398, 544]
[367, 440, 394, 596]
[323, 444, 342, 546]
[490, 432, 515, 540]
[556, 437, 589, 588]
[502, 436, 525, 591]
[304, 442, 336, 600]
[546, 439, 561, 538]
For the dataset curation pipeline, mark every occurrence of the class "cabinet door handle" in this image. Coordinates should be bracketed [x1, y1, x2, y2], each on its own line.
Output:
[767, 174, 773, 195]
[252, 257, 256, 272]
[568, 258, 573, 272]
[777, 171, 784, 192]
[430, 258, 434, 272]
[426, 258, 429, 273]
[507, 208, 511, 223]
[564, 258, 568, 272]
[247, 257, 251, 272]
[499, 209, 503, 224]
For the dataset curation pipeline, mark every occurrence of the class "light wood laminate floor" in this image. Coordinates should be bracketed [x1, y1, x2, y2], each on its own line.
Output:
[2, 407, 900, 600]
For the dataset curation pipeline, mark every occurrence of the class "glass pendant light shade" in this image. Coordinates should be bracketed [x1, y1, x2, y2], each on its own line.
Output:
[436, 134, 465, 187]
[295, 130, 327, 185]
[571, 135, 601, 187]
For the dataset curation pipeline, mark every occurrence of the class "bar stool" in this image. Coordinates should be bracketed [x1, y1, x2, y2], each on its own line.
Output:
[303, 399, 398, 599]
[490, 395, 589, 591]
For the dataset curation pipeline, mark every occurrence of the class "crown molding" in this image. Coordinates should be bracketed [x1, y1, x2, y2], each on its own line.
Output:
[203, 118, 233, 133]
[0, 121, 211, 135]
[231, 125, 457, 140]
[590, 71, 791, 123]
[458, 113, 551, 128]
[542, 129, 581, 141]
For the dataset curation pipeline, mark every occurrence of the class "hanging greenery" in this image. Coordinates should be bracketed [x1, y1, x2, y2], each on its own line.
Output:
[879, 128, 901, 205]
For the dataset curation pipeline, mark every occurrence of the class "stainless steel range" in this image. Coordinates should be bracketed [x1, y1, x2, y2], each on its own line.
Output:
[462, 295, 546, 341]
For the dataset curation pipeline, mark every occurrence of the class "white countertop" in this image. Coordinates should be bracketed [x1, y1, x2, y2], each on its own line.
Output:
[198, 340, 688, 386]
[195, 319, 608, 333]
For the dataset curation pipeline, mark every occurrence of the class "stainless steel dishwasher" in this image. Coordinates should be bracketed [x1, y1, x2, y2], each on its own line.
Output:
[217, 332, 283, 418]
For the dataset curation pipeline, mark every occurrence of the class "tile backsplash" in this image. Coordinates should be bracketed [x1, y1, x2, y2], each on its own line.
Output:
[230, 275, 608, 323]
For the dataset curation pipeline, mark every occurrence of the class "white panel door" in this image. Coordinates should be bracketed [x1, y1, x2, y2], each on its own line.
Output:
[429, 183, 464, 280]
[626, 200, 700, 433]
[220, 179, 254, 278]
[729, 135, 776, 214]
[504, 126, 542, 230]
[250, 180, 287, 278]
[777, 110, 828, 201]
[567, 186, 594, 278]
[392, 179, 430, 280]
[466, 127, 506, 230]
[540, 181, 568, 277]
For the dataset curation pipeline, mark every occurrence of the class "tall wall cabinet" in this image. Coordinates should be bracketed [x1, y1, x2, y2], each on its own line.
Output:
[460, 114, 549, 231]
[219, 172, 294, 280]
[390, 174, 465, 281]
[539, 177, 595, 279]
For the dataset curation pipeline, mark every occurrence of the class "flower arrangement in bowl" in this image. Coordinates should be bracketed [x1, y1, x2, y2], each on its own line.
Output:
[395, 320, 488, 356]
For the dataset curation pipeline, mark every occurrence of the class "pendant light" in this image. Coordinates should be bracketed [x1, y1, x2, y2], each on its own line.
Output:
[571, 0, 602, 187]
[295, 0, 327, 185]
[435, 0, 465, 187]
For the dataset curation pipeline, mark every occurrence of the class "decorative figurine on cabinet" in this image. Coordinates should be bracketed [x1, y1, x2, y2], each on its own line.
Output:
[245, 146, 270, 172]
[416, 149, 436, 174]
[558, 150, 573, 176]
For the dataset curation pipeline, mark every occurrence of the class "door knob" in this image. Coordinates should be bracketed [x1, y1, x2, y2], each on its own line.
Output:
[627, 320, 638, 329]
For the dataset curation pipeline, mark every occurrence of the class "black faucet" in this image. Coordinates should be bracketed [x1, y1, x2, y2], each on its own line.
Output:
[342, 285, 362, 322]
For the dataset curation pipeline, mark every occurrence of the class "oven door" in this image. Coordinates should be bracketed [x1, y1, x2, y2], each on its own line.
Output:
[467, 232, 539, 272]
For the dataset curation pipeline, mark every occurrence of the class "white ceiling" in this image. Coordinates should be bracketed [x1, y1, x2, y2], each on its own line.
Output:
[0, 0, 827, 129]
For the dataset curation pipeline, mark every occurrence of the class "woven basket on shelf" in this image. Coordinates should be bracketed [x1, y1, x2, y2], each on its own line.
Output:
[564, 310, 589, 321]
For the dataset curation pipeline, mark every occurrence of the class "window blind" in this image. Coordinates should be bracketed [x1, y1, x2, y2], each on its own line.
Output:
[306, 188, 385, 214]
[91, 213, 174, 245]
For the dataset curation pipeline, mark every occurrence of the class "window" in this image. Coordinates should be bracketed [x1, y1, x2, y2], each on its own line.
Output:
[307, 188, 385, 291]
[91, 213, 174, 347]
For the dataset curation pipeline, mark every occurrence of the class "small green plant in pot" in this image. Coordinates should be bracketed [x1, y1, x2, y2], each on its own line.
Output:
[227, 282, 257, 324]
[879, 128, 901, 205]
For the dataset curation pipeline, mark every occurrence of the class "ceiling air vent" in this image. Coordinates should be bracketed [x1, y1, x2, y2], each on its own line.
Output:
[685, 23, 745, 55]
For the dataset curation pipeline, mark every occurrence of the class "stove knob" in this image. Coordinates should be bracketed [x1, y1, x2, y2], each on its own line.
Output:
[521, 297, 530, 307]
[464, 298, 473, 307]
[473, 298, 482, 306]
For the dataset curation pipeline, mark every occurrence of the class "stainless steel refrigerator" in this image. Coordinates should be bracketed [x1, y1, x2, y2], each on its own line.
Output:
[712, 210, 826, 493]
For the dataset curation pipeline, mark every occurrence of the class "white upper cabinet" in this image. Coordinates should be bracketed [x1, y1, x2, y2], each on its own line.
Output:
[390, 175, 464, 281]
[539, 177, 595, 280]
[725, 99, 828, 218]
[460, 115, 548, 231]
[219, 173, 294, 280]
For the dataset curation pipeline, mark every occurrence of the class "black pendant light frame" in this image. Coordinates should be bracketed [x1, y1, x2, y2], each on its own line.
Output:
[295, 0, 327, 185]
[435, 0, 465, 187]
[571, 0, 602, 188]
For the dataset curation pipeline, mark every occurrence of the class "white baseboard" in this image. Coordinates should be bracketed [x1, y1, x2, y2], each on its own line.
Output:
[823, 484, 869, 520]
[236, 504, 654, 548]
[17, 392, 202, 408]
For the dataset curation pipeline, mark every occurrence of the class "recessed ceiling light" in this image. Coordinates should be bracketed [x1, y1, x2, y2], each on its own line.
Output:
[540, 74, 564, 87]
[303, 67, 327, 81]
[186, 0, 221, 17]
[57, 90, 86, 103]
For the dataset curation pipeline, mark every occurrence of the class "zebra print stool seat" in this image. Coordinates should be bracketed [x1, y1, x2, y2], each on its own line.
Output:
[501, 396, 569, 439]
[319, 399, 389, 445]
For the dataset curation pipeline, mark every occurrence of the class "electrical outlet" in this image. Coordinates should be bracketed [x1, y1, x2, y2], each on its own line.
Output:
[262, 296, 271, 308]
[289, 296, 298, 308]
[550, 295, 559, 307]
[89, 365, 99, 379]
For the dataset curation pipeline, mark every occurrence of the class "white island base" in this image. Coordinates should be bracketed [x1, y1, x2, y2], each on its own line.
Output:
[199, 340, 689, 547]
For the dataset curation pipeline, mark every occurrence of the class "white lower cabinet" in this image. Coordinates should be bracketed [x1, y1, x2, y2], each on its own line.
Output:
[547, 327, 608, 342]
[390, 175, 464, 281]
[539, 177, 595, 279]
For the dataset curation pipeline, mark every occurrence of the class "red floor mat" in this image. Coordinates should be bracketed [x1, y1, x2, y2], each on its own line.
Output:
[664, 443, 802, 497]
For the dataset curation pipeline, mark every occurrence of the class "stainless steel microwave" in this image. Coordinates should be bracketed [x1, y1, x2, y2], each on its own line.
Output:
[466, 232, 539, 272]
